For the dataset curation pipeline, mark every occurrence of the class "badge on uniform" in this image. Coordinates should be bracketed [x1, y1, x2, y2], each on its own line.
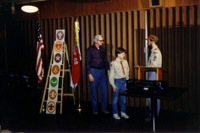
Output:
[153, 56, 157, 61]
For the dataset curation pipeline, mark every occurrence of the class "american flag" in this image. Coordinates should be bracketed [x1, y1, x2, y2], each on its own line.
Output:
[36, 21, 44, 84]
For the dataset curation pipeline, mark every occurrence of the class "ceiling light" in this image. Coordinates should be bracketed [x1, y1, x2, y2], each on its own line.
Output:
[21, 5, 39, 13]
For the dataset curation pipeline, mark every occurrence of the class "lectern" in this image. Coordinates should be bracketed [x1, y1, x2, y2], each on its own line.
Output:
[134, 65, 165, 132]
[134, 66, 165, 80]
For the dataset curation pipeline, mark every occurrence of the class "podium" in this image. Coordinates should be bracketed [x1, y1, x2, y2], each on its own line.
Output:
[134, 66, 166, 132]
[134, 66, 165, 80]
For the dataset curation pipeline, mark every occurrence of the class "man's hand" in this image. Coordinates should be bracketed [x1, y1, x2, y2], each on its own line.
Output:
[107, 70, 110, 77]
[88, 74, 94, 82]
[113, 87, 117, 92]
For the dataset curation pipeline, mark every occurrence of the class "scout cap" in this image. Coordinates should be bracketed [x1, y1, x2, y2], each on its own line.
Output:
[146, 34, 159, 42]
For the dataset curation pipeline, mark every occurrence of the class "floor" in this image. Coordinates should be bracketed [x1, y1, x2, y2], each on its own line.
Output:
[1, 97, 200, 132]
[0, 75, 200, 132]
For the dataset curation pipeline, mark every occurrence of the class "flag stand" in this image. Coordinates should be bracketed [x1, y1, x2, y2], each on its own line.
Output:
[77, 104, 82, 112]
[77, 87, 82, 112]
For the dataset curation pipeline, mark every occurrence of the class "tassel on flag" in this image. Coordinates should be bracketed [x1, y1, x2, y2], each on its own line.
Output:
[36, 19, 44, 84]
[70, 19, 82, 89]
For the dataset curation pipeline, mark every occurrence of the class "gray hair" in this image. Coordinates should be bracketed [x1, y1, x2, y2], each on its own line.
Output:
[94, 35, 103, 42]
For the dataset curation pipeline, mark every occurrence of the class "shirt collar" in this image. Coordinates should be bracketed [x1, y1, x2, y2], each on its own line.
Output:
[152, 45, 158, 51]
[92, 44, 101, 49]
[116, 57, 123, 62]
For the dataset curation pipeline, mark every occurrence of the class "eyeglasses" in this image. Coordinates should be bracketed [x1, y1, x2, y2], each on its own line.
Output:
[98, 39, 104, 42]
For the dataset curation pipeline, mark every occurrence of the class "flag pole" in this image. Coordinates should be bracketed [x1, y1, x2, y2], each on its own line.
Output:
[75, 18, 82, 112]
[37, 10, 45, 112]
[77, 85, 82, 112]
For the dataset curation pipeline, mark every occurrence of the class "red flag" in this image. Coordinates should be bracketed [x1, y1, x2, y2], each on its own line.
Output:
[36, 21, 44, 84]
[71, 20, 81, 89]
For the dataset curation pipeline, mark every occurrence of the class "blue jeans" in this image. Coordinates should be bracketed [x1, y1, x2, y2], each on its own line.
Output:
[112, 78, 126, 114]
[89, 68, 108, 112]
[147, 72, 160, 115]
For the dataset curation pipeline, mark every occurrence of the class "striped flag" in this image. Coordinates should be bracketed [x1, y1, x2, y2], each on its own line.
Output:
[70, 19, 81, 89]
[36, 21, 44, 84]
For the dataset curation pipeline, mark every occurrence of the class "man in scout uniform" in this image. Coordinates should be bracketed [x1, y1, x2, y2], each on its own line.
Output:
[109, 47, 130, 120]
[146, 34, 162, 118]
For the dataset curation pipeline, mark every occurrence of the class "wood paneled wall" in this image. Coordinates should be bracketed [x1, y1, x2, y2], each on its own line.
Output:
[1, 5, 199, 113]
[10, 0, 199, 20]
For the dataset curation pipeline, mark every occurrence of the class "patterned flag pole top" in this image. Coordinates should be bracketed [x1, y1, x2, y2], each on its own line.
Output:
[36, 21, 44, 83]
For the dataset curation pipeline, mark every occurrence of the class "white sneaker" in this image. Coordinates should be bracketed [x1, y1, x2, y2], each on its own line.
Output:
[113, 114, 121, 120]
[121, 112, 129, 119]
